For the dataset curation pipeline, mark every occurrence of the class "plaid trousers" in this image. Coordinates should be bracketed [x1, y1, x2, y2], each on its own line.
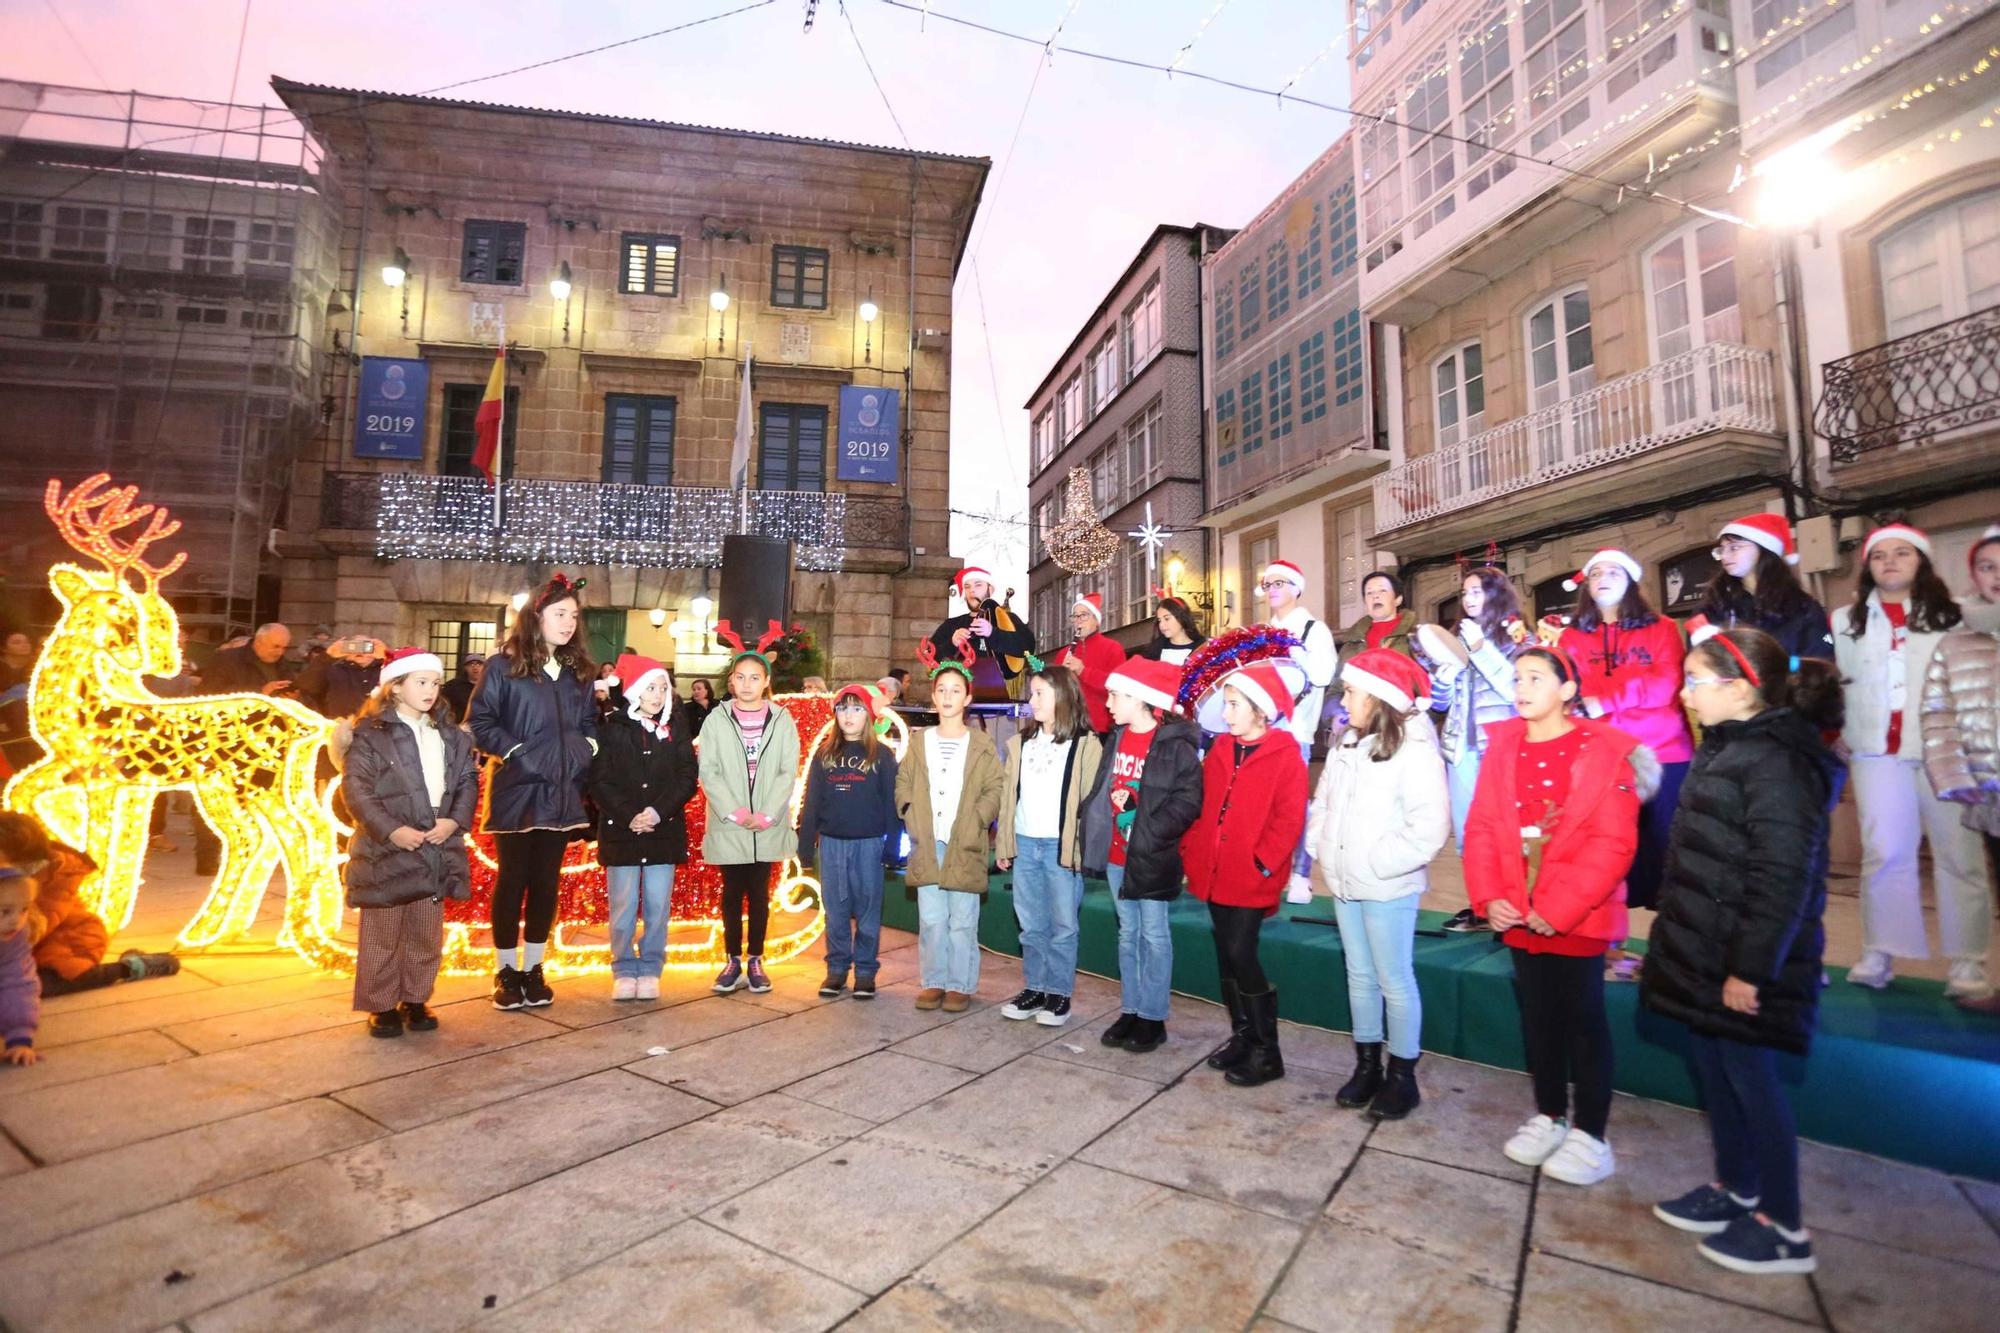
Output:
[352, 896, 445, 1013]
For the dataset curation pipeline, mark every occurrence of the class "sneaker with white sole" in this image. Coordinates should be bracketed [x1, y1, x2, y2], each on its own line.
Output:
[1000, 988, 1046, 1020]
[1035, 995, 1073, 1026]
[1945, 959, 1994, 1001]
[1285, 873, 1314, 905]
[612, 976, 638, 1001]
[1502, 1114, 1570, 1167]
[1699, 1213, 1817, 1275]
[1846, 949, 1893, 989]
[1540, 1128, 1616, 1186]
[636, 976, 660, 1001]
[1654, 1183, 1758, 1235]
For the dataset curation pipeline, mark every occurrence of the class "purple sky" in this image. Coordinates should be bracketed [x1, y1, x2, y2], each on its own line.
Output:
[6, 0, 1353, 589]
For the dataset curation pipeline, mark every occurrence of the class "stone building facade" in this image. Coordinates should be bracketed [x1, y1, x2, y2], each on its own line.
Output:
[273, 80, 987, 684]
[1026, 223, 1232, 651]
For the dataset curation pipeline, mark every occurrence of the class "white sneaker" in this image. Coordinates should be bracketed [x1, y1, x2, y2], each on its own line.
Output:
[1846, 950, 1894, 990]
[1285, 872, 1314, 905]
[1541, 1128, 1617, 1186]
[636, 975, 661, 1001]
[1945, 959, 1994, 1001]
[612, 976, 638, 1001]
[1503, 1114, 1570, 1167]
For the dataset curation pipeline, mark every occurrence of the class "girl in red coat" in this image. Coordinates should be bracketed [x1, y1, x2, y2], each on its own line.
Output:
[1559, 549, 1692, 981]
[1183, 659, 1309, 1087]
[1466, 647, 1660, 1187]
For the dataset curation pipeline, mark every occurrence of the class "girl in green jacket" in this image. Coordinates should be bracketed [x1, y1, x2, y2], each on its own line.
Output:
[698, 639, 801, 995]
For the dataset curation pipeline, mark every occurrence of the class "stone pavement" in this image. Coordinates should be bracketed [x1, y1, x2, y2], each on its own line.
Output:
[0, 865, 1995, 1332]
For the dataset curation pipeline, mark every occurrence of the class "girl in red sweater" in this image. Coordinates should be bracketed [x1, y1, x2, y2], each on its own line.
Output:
[1466, 647, 1659, 1187]
[1184, 659, 1309, 1087]
[1559, 549, 1692, 981]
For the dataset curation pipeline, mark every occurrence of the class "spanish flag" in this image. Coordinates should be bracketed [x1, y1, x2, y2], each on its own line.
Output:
[470, 345, 505, 483]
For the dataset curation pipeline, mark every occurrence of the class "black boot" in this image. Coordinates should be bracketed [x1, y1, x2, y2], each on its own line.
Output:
[1206, 979, 1251, 1071]
[1101, 1013, 1139, 1047]
[1225, 988, 1285, 1086]
[1122, 1018, 1166, 1053]
[1368, 1054, 1422, 1120]
[1335, 1042, 1385, 1108]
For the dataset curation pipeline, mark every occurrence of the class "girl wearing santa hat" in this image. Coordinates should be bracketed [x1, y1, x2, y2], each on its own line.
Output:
[1079, 656, 1204, 1053]
[1465, 646, 1660, 1186]
[1697, 514, 1836, 662]
[1835, 524, 1990, 998]
[1558, 549, 1693, 980]
[588, 654, 697, 1002]
[339, 649, 479, 1038]
[1183, 658, 1311, 1087]
[1308, 649, 1451, 1121]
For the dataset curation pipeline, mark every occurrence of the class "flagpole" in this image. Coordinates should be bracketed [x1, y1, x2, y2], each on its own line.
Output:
[492, 318, 506, 531]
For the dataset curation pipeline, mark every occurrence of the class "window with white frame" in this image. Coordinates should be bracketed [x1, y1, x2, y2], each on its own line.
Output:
[1265, 239, 1291, 324]
[1124, 398, 1164, 492]
[1435, 342, 1486, 449]
[245, 221, 295, 272]
[1359, 106, 1406, 265]
[1060, 372, 1085, 441]
[1459, 3, 1516, 200]
[0, 202, 43, 259]
[1602, 0, 1645, 57]
[1124, 546, 1152, 626]
[1088, 333, 1119, 415]
[1213, 274, 1236, 362]
[116, 210, 176, 268]
[1523, 0, 1590, 154]
[1877, 188, 2000, 339]
[50, 206, 110, 262]
[1123, 278, 1162, 377]
[182, 216, 237, 274]
[1647, 221, 1741, 358]
[1090, 441, 1120, 510]
[1269, 351, 1296, 442]
[1238, 263, 1262, 340]
[1031, 408, 1055, 472]
[1404, 52, 1456, 235]
[1526, 286, 1599, 464]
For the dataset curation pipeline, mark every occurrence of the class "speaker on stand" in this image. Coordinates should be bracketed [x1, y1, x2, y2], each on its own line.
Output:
[719, 534, 793, 633]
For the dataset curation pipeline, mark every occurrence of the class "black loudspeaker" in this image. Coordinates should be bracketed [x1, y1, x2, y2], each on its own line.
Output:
[719, 534, 792, 633]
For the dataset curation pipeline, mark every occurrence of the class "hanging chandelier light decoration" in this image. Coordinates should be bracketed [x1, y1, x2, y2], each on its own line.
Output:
[1044, 464, 1120, 574]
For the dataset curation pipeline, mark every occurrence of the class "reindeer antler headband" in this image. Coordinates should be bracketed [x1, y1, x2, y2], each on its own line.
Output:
[714, 618, 787, 670]
[914, 636, 976, 683]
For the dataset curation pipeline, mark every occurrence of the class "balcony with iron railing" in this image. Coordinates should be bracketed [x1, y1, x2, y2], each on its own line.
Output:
[316, 471, 910, 572]
[1372, 341, 1783, 551]
[1815, 305, 2000, 491]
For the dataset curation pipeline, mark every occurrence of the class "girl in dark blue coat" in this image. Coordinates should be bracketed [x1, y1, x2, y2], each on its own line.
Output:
[1697, 515, 1836, 662]
[1643, 627, 1845, 1277]
[469, 573, 597, 1012]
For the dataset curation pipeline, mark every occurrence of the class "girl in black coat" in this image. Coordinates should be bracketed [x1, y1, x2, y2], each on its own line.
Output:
[1697, 515, 1836, 662]
[1081, 658, 1204, 1053]
[469, 573, 597, 1012]
[1642, 627, 1845, 1277]
[340, 651, 479, 1038]
[588, 654, 697, 1002]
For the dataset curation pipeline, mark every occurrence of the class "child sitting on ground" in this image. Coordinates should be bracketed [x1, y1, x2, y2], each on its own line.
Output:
[0, 864, 41, 1066]
[0, 812, 179, 995]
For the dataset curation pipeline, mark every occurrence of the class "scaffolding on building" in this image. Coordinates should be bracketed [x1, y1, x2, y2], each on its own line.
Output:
[0, 79, 338, 637]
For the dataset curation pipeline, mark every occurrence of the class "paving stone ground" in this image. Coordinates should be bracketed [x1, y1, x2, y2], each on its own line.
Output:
[2, 858, 1994, 1332]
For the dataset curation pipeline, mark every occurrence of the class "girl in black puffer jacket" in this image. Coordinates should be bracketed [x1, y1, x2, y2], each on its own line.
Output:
[1642, 628, 1845, 1277]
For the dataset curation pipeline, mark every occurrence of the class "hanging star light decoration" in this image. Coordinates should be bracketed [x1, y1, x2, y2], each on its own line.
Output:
[1044, 464, 1120, 573]
[1129, 501, 1169, 575]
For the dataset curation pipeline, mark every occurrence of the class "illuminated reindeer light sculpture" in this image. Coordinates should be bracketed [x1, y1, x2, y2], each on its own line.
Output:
[4, 476, 352, 969]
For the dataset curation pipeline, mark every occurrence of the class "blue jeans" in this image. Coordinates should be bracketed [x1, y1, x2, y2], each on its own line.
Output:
[1012, 835, 1083, 997]
[1687, 1029, 1801, 1230]
[1332, 894, 1423, 1059]
[1448, 744, 1483, 853]
[819, 835, 886, 980]
[1108, 865, 1173, 1021]
[606, 863, 675, 979]
[917, 841, 981, 993]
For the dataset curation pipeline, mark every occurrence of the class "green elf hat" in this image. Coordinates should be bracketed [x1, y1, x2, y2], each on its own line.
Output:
[715, 618, 785, 672]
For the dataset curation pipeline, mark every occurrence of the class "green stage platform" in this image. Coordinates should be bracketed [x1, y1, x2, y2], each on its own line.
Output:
[880, 874, 2000, 1181]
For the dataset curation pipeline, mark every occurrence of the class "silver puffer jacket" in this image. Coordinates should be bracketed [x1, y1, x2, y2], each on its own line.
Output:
[1922, 601, 2000, 835]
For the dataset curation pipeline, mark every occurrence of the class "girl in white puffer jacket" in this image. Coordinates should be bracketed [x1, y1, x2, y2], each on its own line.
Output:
[1306, 648, 1452, 1121]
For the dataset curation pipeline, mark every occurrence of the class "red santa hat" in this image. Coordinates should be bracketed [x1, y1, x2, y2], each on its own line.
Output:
[1196, 657, 1307, 732]
[954, 566, 993, 599]
[1862, 523, 1932, 561]
[610, 652, 672, 699]
[1341, 648, 1432, 714]
[1106, 657, 1184, 714]
[379, 647, 444, 687]
[1971, 524, 2000, 573]
[1718, 513, 1798, 564]
[1261, 558, 1307, 592]
[1563, 548, 1644, 593]
[1073, 591, 1105, 625]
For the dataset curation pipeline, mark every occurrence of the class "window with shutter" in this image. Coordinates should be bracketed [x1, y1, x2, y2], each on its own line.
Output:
[602, 394, 678, 485]
[770, 245, 829, 309]
[620, 233, 681, 295]
[461, 220, 527, 285]
[759, 403, 828, 490]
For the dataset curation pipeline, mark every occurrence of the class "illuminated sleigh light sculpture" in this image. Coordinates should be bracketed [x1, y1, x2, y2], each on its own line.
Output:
[3, 476, 353, 969]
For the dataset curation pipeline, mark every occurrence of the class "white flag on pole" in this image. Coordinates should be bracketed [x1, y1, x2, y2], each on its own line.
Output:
[729, 343, 754, 491]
